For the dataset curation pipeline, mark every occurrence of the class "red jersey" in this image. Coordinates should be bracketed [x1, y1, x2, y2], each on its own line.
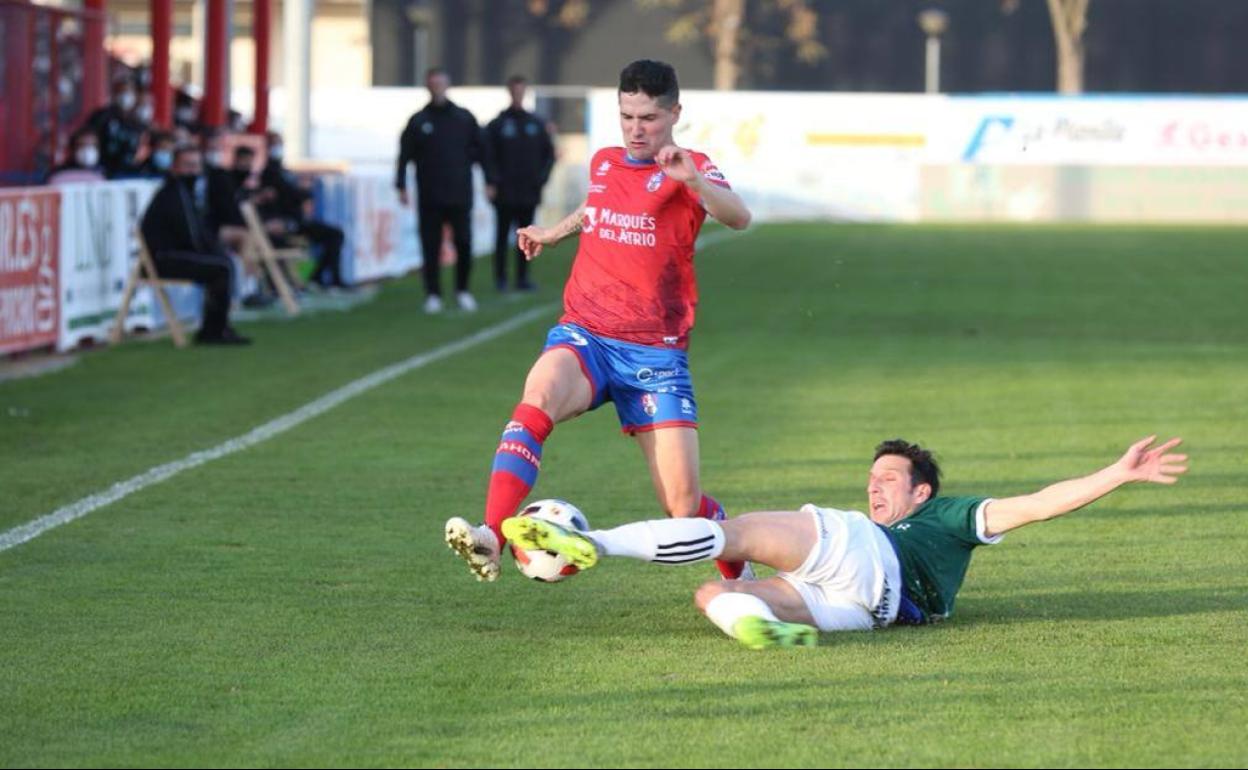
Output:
[561, 146, 731, 349]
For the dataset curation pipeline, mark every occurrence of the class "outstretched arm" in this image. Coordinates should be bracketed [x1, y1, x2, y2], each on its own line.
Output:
[982, 436, 1187, 538]
[516, 200, 586, 261]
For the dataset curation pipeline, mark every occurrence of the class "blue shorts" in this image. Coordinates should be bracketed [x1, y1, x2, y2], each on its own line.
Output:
[543, 323, 698, 435]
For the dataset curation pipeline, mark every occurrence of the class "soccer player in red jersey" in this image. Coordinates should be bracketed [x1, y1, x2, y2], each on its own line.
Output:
[445, 59, 752, 582]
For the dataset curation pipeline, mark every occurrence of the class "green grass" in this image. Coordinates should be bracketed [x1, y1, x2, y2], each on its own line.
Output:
[2, 223, 1247, 767]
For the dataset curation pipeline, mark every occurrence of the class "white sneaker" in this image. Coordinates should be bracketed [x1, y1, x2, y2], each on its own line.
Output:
[424, 294, 444, 314]
[456, 291, 478, 312]
[444, 517, 501, 582]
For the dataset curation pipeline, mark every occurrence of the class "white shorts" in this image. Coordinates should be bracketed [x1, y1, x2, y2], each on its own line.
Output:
[776, 504, 902, 632]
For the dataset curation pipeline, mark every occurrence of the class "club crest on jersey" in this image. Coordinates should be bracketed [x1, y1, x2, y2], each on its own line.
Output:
[646, 171, 665, 193]
[641, 394, 659, 417]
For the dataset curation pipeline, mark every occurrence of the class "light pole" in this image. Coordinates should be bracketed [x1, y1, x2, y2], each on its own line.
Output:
[917, 8, 949, 94]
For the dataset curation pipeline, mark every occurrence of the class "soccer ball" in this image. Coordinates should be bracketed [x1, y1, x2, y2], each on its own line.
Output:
[509, 499, 590, 583]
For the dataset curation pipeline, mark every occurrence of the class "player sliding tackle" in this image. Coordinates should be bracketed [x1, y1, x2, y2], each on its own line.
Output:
[446, 59, 752, 582]
[504, 436, 1188, 650]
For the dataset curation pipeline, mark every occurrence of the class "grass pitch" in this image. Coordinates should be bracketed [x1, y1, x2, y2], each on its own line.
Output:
[2, 224, 1246, 767]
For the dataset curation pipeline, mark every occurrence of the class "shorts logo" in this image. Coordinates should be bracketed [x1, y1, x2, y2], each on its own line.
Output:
[641, 394, 659, 417]
[646, 171, 665, 193]
[680, 398, 693, 414]
[636, 367, 678, 383]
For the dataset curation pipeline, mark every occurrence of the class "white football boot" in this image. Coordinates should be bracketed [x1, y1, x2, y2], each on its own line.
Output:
[444, 517, 501, 582]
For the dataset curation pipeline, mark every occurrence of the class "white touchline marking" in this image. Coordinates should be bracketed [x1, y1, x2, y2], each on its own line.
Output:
[0, 227, 749, 554]
[0, 303, 559, 553]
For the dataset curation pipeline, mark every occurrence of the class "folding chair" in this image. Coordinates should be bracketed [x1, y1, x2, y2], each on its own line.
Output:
[240, 201, 307, 316]
[109, 236, 193, 348]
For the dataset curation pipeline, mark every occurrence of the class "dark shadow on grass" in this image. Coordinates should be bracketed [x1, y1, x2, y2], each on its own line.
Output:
[950, 585, 1248, 626]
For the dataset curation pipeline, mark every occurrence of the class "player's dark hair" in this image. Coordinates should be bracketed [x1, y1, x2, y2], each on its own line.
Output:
[506, 74, 528, 86]
[426, 66, 448, 80]
[874, 439, 941, 497]
[618, 59, 679, 108]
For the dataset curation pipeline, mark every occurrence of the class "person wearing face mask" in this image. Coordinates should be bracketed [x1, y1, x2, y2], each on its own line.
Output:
[396, 67, 486, 313]
[137, 131, 177, 178]
[82, 79, 144, 178]
[256, 132, 346, 289]
[140, 146, 251, 345]
[46, 131, 107, 184]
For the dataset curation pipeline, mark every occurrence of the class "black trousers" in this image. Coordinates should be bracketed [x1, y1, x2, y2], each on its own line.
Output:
[418, 203, 472, 296]
[300, 219, 345, 287]
[152, 249, 233, 338]
[493, 203, 536, 288]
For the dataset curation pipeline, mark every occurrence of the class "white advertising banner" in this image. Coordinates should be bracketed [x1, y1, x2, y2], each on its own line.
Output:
[588, 88, 936, 222]
[932, 96, 1248, 166]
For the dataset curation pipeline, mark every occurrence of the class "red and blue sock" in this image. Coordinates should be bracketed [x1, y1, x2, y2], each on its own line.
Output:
[484, 403, 554, 546]
[698, 494, 748, 580]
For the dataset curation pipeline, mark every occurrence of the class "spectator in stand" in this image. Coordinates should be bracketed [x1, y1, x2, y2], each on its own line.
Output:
[135, 91, 156, 129]
[46, 131, 107, 184]
[83, 79, 144, 178]
[136, 131, 176, 178]
[255, 132, 346, 290]
[140, 146, 250, 345]
[173, 90, 200, 133]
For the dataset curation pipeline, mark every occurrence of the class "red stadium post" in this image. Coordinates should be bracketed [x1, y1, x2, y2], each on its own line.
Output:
[250, 0, 271, 134]
[150, 0, 172, 128]
[202, 0, 229, 128]
[82, 0, 107, 111]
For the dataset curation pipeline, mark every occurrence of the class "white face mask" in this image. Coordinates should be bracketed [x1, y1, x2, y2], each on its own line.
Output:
[117, 92, 137, 111]
[205, 150, 225, 167]
[136, 104, 154, 123]
[76, 146, 100, 168]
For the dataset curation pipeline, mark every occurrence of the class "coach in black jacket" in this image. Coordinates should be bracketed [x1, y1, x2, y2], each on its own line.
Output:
[140, 146, 248, 345]
[396, 67, 485, 314]
[483, 75, 555, 292]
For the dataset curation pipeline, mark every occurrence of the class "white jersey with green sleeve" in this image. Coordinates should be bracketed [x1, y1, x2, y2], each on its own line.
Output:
[885, 496, 1003, 622]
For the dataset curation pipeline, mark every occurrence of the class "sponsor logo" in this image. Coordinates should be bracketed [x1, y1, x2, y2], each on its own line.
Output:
[498, 440, 541, 468]
[587, 207, 658, 247]
[646, 171, 664, 193]
[636, 367, 679, 383]
[963, 114, 1126, 161]
[641, 394, 659, 417]
[587, 183, 608, 194]
[1160, 120, 1248, 153]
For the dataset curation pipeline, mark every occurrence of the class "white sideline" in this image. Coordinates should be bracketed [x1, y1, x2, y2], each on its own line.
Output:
[0, 227, 747, 554]
[0, 303, 558, 553]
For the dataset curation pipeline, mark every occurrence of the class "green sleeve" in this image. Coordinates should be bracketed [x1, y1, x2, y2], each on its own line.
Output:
[931, 496, 992, 547]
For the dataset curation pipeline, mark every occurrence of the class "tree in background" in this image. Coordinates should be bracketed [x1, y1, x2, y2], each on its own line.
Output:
[640, 0, 825, 90]
[1006, 0, 1091, 93]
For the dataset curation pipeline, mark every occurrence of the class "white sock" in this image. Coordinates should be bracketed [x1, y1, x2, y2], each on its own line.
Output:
[586, 518, 724, 564]
[704, 592, 780, 639]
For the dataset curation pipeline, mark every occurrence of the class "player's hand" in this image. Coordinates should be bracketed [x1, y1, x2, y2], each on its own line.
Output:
[1114, 435, 1188, 484]
[656, 145, 700, 187]
[517, 225, 551, 261]
[398, 188, 410, 207]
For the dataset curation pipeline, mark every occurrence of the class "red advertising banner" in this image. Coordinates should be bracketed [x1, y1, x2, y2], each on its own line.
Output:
[0, 188, 61, 354]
